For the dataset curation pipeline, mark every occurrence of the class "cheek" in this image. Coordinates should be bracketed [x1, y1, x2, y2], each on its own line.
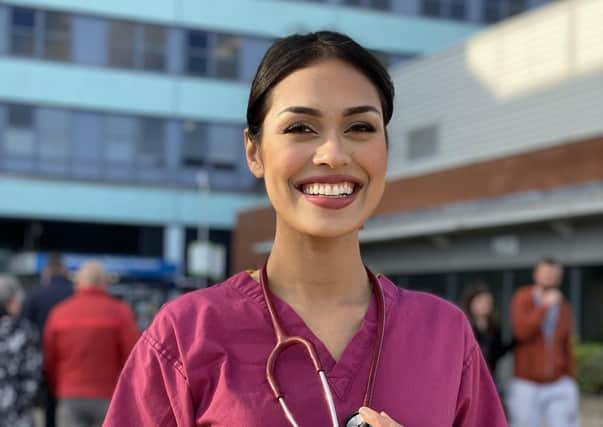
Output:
[263, 144, 310, 185]
[359, 142, 387, 183]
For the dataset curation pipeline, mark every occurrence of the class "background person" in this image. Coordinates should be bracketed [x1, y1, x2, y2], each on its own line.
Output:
[508, 257, 579, 427]
[44, 261, 139, 427]
[0, 274, 43, 427]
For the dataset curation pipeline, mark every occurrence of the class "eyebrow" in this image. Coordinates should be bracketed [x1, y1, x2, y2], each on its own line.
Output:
[277, 105, 381, 117]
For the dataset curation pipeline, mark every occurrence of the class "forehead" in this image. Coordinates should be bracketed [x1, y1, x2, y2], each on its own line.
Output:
[266, 59, 382, 116]
[536, 263, 561, 273]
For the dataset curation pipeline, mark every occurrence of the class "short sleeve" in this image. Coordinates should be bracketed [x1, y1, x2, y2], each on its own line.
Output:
[453, 343, 508, 427]
[103, 329, 196, 427]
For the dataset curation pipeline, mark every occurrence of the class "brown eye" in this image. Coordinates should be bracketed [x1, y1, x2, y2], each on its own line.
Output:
[347, 123, 376, 133]
[283, 123, 316, 134]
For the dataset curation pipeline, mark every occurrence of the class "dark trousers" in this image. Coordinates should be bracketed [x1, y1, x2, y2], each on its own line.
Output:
[56, 398, 110, 427]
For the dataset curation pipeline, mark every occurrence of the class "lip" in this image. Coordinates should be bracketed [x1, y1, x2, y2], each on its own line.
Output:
[294, 175, 363, 210]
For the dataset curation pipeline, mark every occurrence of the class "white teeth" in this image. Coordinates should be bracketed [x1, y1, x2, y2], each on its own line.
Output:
[301, 182, 355, 196]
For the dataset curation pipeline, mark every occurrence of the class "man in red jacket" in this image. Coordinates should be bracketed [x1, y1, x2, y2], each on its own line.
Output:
[44, 261, 139, 427]
[508, 257, 579, 427]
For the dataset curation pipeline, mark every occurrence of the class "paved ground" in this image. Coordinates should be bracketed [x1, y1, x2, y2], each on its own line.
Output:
[580, 394, 603, 427]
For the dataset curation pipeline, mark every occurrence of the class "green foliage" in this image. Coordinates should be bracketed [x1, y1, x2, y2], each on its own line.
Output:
[575, 342, 603, 394]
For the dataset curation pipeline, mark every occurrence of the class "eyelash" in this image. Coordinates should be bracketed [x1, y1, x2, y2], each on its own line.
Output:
[283, 122, 377, 134]
[347, 123, 376, 133]
[283, 123, 315, 134]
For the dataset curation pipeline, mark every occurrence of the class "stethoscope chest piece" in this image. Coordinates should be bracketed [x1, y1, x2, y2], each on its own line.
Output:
[344, 412, 371, 427]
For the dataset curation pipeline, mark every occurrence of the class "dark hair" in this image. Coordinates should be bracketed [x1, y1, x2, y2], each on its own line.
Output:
[536, 256, 561, 267]
[459, 281, 498, 332]
[246, 31, 395, 142]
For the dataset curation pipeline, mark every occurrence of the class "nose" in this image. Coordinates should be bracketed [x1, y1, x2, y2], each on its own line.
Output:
[313, 132, 351, 168]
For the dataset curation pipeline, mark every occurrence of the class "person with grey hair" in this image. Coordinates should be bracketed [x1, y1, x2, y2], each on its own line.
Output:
[43, 261, 139, 427]
[0, 274, 43, 427]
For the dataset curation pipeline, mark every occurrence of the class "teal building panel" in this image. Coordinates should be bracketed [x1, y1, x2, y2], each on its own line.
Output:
[0, 58, 249, 122]
[0, 176, 264, 228]
[3, 0, 480, 55]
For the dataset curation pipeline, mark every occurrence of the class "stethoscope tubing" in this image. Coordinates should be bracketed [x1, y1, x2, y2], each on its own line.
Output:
[260, 261, 386, 427]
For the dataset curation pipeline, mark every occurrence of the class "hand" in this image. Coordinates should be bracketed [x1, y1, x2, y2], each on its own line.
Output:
[358, 407, 404, 427]
[541, 288, 562, 307]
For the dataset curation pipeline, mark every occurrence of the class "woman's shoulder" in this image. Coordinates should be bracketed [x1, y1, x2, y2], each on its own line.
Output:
[144, 271, 262, 340]
[378, 275, 473, 342]
[379, 275, 477, 360]
[379, 275, 466, 322]
[158, 271, 259, 317]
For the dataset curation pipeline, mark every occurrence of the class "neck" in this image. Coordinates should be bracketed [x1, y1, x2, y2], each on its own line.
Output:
[266, 217, 370, 308]
[474, 315, 489, 331]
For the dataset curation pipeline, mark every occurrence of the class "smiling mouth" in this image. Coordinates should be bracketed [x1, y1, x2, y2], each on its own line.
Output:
[296, 181, 360, 197]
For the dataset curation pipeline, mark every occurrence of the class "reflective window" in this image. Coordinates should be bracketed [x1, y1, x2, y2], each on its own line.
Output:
[181, 121, 207, 167]
[407, 124, 438, 160]
[109, 20, 136, 68]
[5, 104, 35, 156]
[214, 35, 240, 79]
[10, 8, 36, 56]
[208, 125, 240, 170]
[422, 0, 443, 17]
[449, 1, 466, 20]
[369, 0, 389, 10]
[44, 11, 71, 60]
[139, 119, 164, 167]
[508, 0, 527, 17]
[186, 31, 209, 76]
[484, 0, 502, 22]
[142, 25, 166, 71]
[104, 116, 138, 164]
[38, 108, 71, 159]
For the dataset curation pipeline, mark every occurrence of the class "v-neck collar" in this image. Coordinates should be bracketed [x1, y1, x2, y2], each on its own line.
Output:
[231, 270, 397, 400]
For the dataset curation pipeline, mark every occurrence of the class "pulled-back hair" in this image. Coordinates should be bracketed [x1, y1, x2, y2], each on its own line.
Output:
[246, 31, 394, 143]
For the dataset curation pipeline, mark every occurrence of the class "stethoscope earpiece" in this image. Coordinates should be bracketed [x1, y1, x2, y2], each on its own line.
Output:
[344, 412, 372, 427]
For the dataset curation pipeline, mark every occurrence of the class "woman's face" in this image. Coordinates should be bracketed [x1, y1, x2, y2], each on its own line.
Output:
[470, 292, 494, 318]
[245, 59, 387, 238]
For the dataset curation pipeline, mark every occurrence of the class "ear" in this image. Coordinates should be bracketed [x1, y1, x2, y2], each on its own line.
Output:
[244, 128, 264, 178]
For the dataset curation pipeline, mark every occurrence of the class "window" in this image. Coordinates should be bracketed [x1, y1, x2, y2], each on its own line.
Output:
[422, 0, 443, 17]
[208, 125, 240, 170]
[142, 25, 166, 71]
[182, 121, 207, 167]
[109, 21, 135, 68]
[10, 8, 36, 56]
[507, 0, 527, 17]
[449, 1, 466, 20]
[139, 119, 164, 167]
[407, 124, 438, 160]
[108, 21, 166, 71]
[44, 12, 71, 60]
[38, 108, 71, 159]
[186, 31, 209, 76]
[214, 35, 240, 79]
[369, 0, 390, 10]
[4, 104, 35, 156]
[483, 0, 502, 23]
[104, 116, 138, 164]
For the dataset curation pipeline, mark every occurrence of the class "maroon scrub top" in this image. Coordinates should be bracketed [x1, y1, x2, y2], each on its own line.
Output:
[104, 272, 508, 426]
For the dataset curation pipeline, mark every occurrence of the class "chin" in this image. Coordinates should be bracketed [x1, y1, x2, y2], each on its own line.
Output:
[298, 218, 364, 239]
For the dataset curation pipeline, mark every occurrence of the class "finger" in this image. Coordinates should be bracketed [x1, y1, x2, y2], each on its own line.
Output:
[380, 411, 402, 426]
[358, 407, 403, 427]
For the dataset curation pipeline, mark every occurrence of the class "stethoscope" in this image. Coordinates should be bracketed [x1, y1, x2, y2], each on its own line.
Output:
[259, 262, 386, 427]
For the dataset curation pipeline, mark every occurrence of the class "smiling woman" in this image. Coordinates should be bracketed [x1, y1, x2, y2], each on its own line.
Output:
[104, 31, 508, 427]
